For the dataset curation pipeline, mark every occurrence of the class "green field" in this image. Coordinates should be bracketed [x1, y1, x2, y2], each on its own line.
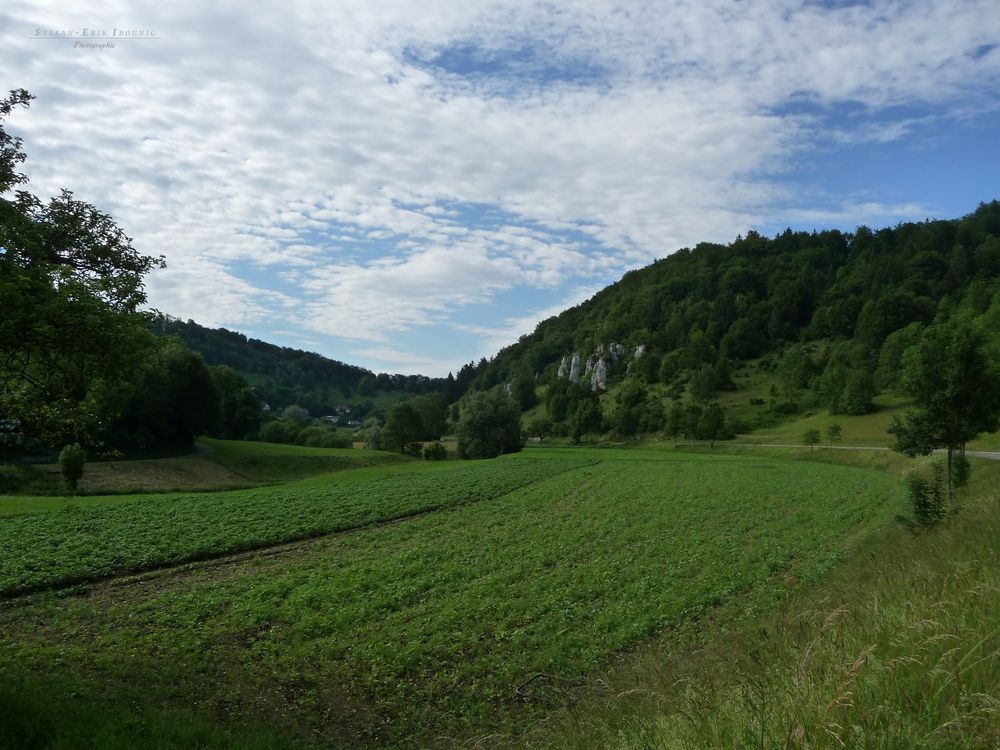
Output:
[0, 456, 589, 596]
[0, 445, 904, 747]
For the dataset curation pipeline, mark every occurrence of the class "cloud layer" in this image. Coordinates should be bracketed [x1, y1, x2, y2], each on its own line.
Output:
[4, 0, 1000, 374]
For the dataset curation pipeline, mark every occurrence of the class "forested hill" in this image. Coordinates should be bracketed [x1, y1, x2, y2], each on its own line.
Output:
[157, 318, 475, 417]
[470, 201, 1000, 400]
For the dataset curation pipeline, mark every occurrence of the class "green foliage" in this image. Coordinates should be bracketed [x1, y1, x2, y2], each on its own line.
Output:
[817, 343, 876, 415]
[293, 425, 352, 449]
[568, 399, 603, 444]
[360, 416, 382, 450]
[1, 91, 165, 449]
[456, 388, 524, 458]
[422, 441, 448, 460]
[258, 419, 300, 445]
[158, 317, 461, 418]
[509, 375, 539, 410]
[381, 402, 423, 454]
[104, 338, 219, 450]
[57, 443, 86, 491]
[469, 202, 1000, 422]
[408, 392, 448, 439]
[876, 322, 924, 391]
[953, 451, 971, 488]
[281, 405, 310, 426]
[906, 463, 947, 526]
[826, 422, 843, 446]
[526, 414, 553, 441]
[208, 366, 263, 439]
[802, 428, 821, 450]
[665, 402, 685, 445]
[698, 402, 728, 447]
[889, 321, 1000, 499]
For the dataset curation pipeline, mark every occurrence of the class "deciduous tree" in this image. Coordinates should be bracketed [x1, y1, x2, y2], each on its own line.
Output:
[889, 322, 1000, 502]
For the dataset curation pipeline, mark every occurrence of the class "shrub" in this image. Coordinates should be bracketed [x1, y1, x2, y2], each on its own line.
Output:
[258, 420, 299, 444]
[953, 452, 971, 488]
[802, 429, 821, 450]
[907, 463, 946, 525]
[58, 443, 86, 491]
[294, 426, 328, 447]
[319, 432, 353, 449]
[422, 442, 448, 461]
[403, 441, 424, 458]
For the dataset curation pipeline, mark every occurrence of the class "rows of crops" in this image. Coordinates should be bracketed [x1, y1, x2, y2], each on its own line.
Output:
[0, 453, 904, 746]
[0, 457, 590, 596]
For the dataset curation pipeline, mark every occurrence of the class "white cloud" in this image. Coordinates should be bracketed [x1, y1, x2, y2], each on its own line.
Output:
[350, 347, 455, 376]
[454, 284, 604, 356]
[3, 0, 999, 370]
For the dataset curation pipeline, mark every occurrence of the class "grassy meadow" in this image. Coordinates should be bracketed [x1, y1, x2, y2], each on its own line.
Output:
[0, 441, 911, 748]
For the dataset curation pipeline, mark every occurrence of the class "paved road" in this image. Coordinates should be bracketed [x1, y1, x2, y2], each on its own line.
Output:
[730, 443, 1000, 461]
[966, 451, 1000, 461]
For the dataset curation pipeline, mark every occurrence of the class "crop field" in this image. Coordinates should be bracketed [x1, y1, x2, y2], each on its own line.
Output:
[0, 447, 904, 747]
[0, 457, 588, 597]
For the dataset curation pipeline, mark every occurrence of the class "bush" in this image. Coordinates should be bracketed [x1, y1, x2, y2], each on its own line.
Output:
[403, 441, 424, 458]
[953, 452, 971, 488]
[907, 463, 946, 525]
[58, 443, 86, 491]
[258, 420, 299, 444]
[318, 432, 353, 449]
[773, 401, 799, 415]
[422, 442, 448, 461]
[293, 426, 333, 447]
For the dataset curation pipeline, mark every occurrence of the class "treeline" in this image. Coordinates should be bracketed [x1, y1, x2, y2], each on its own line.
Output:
[159, 318, 487, 416]
[464, 203, 1000, 423]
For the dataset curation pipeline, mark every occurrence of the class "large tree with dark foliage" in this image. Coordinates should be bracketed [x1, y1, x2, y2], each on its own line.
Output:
[209, 366, 264, 440]
[456, 388, 523, 459]
[0, 90, 165, 450]
[889, 321, 1000, 502]
[381, 402, 424, 454]
[104, 339, 219, 451]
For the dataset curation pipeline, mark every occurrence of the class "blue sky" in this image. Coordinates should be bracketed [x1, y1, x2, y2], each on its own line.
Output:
[4, 0, 1000, 376]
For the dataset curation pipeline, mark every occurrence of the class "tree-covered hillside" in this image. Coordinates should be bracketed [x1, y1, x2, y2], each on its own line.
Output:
[470, 203, 1000, 417]
[158, 317, 482, 417]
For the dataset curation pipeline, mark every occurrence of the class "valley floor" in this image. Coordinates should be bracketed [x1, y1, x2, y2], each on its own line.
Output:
[0, 441, 995, 748]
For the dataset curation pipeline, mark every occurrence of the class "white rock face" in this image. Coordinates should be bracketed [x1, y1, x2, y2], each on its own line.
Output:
[569, 352, 582, 383]
[584, 354, 596, 376]
[503, 381, 513, 395]
[557, 356, 569, 379]
[634, 344, 646, 359]
[590, 358, 608, 391]
[609, 342, 626, 361]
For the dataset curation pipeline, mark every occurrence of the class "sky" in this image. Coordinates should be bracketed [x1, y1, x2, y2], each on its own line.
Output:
[3, 1, 1000, 377]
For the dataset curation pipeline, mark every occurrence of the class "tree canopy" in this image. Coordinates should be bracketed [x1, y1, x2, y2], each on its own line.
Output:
[456, 389, 523, 459]
[0, 90, 167, 450]
[889, 321, 1000, 500]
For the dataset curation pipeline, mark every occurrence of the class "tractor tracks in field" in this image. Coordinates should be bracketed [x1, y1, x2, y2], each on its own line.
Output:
[2, 460, 599, 605]
[1, 501, 467, 605]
